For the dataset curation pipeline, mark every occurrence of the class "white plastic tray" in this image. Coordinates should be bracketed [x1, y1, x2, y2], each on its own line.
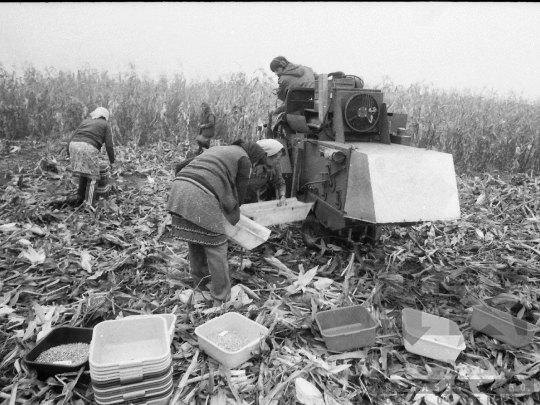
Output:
[195, 312, 268, 369]
[125, 314, 176, 345]
[93, 365, 172, 397]
[222, 214, 271, 250]
[95, 382, 173, 405]
[402, 308, 466, 363]
[90, 317, 170, 371]
[240, 198, 314, 226]
[90, 358, 172, 383]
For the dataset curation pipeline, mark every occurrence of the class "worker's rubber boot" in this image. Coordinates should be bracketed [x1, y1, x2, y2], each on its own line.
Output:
[77, 177, 87, 205]
[64, 176, 86, 206]
[85, 179, 99, 207]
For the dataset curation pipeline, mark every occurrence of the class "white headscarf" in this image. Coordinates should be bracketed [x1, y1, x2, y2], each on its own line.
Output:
[256, 139, 284, 157]
[90, 107, 110, 121]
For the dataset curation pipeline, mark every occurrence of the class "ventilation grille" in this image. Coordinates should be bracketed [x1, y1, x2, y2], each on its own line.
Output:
[344, 94, 380, 132]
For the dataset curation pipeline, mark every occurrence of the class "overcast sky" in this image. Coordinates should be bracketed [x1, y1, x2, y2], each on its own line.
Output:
[1, 2, 540, 102]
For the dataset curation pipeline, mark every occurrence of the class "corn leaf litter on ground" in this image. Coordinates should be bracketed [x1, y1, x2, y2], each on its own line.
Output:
[1, 142, 540, 405]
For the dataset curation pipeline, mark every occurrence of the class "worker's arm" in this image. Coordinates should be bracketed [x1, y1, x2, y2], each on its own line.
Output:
[236, 156, 252, 206]
[174, 157, 195, 176]
[104, 124, 115, 164]
[200, 114, 215, 129]
[271, 164, 287, 206]
[276, 76, 292, 102]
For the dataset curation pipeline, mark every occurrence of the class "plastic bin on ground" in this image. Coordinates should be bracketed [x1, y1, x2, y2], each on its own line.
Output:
[471, 304, 537, 348]
[315, 305, 378, 352]
[402, 308, 465, 363]
[23, 326, 93, 380]
[222, 214, 271, 250]
[89, 317, 173, 405]
[240, 198, 314, 226]
[124, 313, 177, 344]
[195, 312, 269, 369]
[89, 316, 169, 371]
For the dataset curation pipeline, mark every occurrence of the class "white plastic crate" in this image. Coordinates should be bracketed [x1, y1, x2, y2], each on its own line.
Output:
[240, 198, 314, 226]
[222, 214, 271, 250]
[94, 371, 173, 404]
[90, 358, 172, 384]
[94, 381, 173, 405]
[402, 308, 465, 363]
[125, 314, 177, 344]
[93, 365, 172, 398]
[90, 317, 170, 371]
[195, 312, 269, 369]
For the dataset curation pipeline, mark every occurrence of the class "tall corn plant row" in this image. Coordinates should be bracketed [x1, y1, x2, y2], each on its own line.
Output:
[0, 64, 276, 148]
[2, 63, 540, 173]
[381, 80, 540, 173]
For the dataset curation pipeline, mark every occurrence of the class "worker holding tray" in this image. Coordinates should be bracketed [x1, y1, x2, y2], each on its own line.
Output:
[166, 139, 267, 306]
[244, 139, 287, 206]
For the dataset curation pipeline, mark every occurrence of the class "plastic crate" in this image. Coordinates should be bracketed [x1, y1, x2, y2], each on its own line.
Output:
[90, 317, 169, 371]
[240, 198, 314, 227]
[222, 214, 271, 250]
[195, 312, 269, 369]
[93, 366, 172, 398]
[315, 305, 377, 352]
[125, 314, 177, 344]
[402, 308, 465, 363]
[94, 369, 173, 403]
[23, 327, 93, 380]
[95, 382, 173, 405]
[471, 304, 537, 348]
[91, 359, 172, 387]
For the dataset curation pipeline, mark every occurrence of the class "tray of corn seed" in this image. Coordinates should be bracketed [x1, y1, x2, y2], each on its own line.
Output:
[23, 326, 93, 380]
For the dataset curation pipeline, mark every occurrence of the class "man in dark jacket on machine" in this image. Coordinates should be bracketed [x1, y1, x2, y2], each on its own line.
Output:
[268, 56, 317, 134]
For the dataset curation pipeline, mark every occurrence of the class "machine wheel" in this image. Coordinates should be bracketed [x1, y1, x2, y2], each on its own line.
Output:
[301, 214, 326, 249]
[364, 225, 382, 245]
[352, 225, 382, 246]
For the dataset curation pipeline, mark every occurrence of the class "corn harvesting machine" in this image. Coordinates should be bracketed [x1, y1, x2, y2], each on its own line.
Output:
[266, 72, 461, 247]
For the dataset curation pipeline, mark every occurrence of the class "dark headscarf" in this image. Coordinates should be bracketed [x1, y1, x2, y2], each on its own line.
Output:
[232, 139, 267, 166]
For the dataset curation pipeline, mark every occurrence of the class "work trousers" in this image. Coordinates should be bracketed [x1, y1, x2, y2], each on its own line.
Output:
[187, 241, 230, 302]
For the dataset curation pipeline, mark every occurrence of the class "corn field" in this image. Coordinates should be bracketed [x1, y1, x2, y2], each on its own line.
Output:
[1, 64, 539, 174]
[0, 64, 277, 147]
[381, 80, 540, 174]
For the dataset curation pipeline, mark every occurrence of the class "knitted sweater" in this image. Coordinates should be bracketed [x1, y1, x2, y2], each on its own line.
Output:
[167, 145, 251, 225]
[69, 118, 115, 163]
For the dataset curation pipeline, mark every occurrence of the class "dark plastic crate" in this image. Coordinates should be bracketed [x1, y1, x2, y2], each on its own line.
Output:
[315, 305, 377, 352]
[23, 327, 93, 380]
[471, 305, 537, 348]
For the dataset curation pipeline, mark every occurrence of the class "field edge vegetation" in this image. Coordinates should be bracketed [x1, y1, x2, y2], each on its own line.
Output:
[1, 63, 539, 174]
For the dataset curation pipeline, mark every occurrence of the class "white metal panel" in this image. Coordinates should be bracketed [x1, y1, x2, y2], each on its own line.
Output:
[344, 143, 460, 223]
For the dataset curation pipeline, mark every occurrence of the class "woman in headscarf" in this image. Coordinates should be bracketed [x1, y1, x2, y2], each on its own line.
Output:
[195, 102, 216, 155]
[167, 139, 267, 305]
[245, 139, 287, 206]
[66, 107, 114, 207]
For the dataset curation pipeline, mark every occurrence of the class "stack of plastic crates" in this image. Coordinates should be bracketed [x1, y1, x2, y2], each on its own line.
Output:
[89, 317, 173, 405]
